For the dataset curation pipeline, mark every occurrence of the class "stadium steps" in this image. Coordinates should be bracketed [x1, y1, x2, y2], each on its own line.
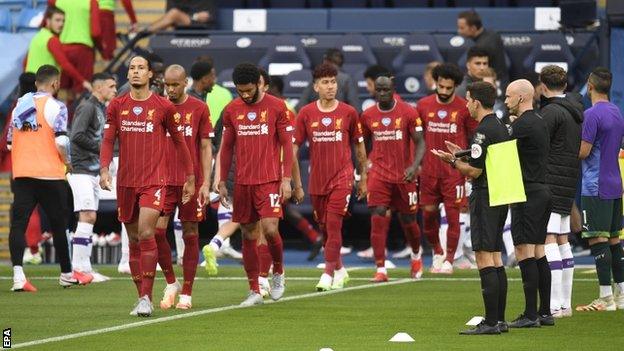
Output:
[0, 172, 11, 260]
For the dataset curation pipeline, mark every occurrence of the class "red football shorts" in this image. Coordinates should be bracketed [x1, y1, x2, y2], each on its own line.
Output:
[311, 187, 352, 225]
[163, 185, 205, 222]
[367, 177, 418, 214]
[233, 181, 282, 224]
[419, 174, 466, 208]
[60, 43, 94, 93]
[117, 185, 166, 223]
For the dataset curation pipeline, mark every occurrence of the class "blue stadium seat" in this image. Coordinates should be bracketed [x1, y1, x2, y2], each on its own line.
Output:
[0, 8, 11, 32]
[218, 0, 246, 8]
[299, 34, 342, 67]
[394, 71, 428, 97]
[335, 33, 377, 79]
[522, 33, 575, 77]
[269, 0, 306, 8]
[391, 0, 429, 7]
[516, 0, 553, 6]
[331, 0, 368, 7]
[16, 7, 43, 32]
[434, 33, 471, 66]
[283, 69, 312, 97]
[217, 68, 236, 94]
[454, 0, 491, 7]
[258, 34, 312, 75]
[392, 33, 444, 77]
[367, 34, 407, 71]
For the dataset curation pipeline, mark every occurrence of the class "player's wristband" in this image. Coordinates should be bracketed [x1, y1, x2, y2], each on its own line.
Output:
[450, 158, 457, 169]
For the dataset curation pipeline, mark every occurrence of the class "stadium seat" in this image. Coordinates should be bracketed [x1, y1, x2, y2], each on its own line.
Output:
[433, 33, 471, 66]
[283, 69, 312, 97]
[516, 0, 554, 6]
[258, 34, 312, 75]
[218, 0, 246, 8]
[0, 8, 11, 32]
[335, 33, 377, 79]
[522, 33, 575, 76]
[16, 7, 42, 31]
[331, 0, 368, 7]
[367, 34, 407, 71]
[392, 33, 444, 77]
[453, 0, 492, 7]
[299, 34, 342, 67]
[394, 71, 428, 97]
[217, 68, 236, 94]
[391, 0, 429, 7]
[269, 0, 306, 8]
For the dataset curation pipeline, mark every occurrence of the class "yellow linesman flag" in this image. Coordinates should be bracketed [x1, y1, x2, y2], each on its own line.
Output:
[485, 139, 526, 206]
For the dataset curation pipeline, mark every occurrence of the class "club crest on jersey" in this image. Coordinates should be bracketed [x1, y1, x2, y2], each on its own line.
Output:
[185, 113, 192, 124]
[147, 109, 154, 120]
[321, 117, 332, 127]
[395, 118, 402, 128]
[451, 111, 458, 122]
[132, 106, 143, 116]
[247, 112, 257, 121]
[260, 110, 267, 122]
[437, 110, 448, 119]
[381, 117, 391, 127]
[335, 118, 342, 130]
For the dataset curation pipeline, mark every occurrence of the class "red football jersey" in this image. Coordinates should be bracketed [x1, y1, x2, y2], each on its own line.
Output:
[100, 93, 193, 187]
[294, 101, 363, 195]
[220, 93, 294, 185]
[416, 94, 476, 178]
[361, 100, 422, 184]
[166, 95, 214, 186]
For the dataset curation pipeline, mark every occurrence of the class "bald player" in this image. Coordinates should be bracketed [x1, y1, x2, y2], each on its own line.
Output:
[156, 64, 214, 311]
[504, 79, 553, 328]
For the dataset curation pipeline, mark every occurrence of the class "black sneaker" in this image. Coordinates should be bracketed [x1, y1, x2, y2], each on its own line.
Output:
[497, 321, 509, 333]
[460, 321, 501, 335]
[539, 314, 555, 326]
[307, 238, 323, 261]
[509, 314, 541, 328]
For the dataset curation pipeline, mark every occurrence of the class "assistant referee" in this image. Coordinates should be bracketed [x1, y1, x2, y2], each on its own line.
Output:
[432, 81, 510, 335]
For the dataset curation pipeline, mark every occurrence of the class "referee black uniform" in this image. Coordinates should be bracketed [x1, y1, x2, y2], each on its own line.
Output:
[509, 109, 553, 327]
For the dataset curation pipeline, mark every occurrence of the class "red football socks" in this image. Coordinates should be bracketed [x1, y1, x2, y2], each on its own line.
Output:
[139, 237, 158, 301]
[445, 206, 461, 263]
[258, 243, 272, 278]
[129, 241, 142, 296]
[324, 212, 343, 276]
[181, 234, 199, 296]
[155, 228, 176, 284]
[266, 233, 284, 275]
[242, 238, 260, 293]
[400, 219, 421, 254]
[371, 214, 391, 268]
[423, 210, 444, 255]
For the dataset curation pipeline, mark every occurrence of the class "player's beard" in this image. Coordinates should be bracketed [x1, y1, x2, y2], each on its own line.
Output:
[241, 86, 260, 105]
[436, 92, 452, 103]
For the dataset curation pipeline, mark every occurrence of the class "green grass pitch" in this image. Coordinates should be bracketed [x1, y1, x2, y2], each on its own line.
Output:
[1, 264, 622, 350]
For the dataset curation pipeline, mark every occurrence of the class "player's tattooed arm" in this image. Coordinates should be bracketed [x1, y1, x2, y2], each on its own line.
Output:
[291, 143, 304, 204]
[354, 141, 368, 200]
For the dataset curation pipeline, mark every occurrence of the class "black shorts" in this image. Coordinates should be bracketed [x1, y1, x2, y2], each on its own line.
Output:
[469, 189, 508, 252]
[510, 183, 552, 245]
[580, 196, 623, 239]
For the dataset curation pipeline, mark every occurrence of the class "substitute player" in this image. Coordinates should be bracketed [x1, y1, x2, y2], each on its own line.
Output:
[219, 63, 294, 306]
[416, 63, 476, 273]
[361, 76, 425, 282]
[432, 82, 510, 335]
[100, 55, 195, 317]
[156, 65, 213, 310]
[292, 63, 368, 291]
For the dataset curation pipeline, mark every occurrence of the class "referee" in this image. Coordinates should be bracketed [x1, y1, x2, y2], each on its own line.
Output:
[504, 79, 553, 328]
[432, 81, 510, 335]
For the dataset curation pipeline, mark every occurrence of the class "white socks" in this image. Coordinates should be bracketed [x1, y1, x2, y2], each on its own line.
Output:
[72, 222, 94, 272]
[119, 224, 129, 265]
[559, 242, 574, 309]
[13, 266, 25, 282]
[209, 234, 225, 252]
[600, 285, 613, 298]
[545, 243, 563, 311]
